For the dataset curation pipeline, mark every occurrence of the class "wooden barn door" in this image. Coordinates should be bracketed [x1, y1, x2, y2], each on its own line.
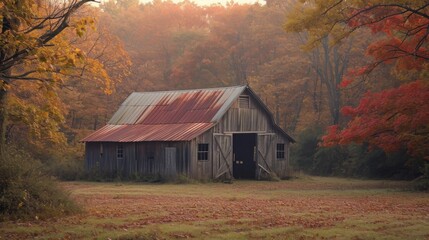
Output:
[213, 134, 233, 180]
[257, 134, 274, 179]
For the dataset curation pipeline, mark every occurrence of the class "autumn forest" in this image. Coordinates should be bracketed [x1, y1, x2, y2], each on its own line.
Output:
[0, 0, 428, 235]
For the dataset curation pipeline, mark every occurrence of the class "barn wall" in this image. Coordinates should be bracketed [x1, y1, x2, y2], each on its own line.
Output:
[268, 132, 291, 178]
[189, 128, 214, 180]
[85, 141, 190, 179]
[85, 142, 100, 170]
[210, 90, 291, 179]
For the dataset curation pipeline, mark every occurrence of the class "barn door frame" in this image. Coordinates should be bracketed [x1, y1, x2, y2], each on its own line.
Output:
[213, 133, 233, 180]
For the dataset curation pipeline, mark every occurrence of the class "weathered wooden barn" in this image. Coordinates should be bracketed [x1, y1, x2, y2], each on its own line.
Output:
[82, 85, 294, 180]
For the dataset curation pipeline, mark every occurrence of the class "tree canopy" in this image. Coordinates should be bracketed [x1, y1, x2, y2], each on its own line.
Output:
[0, 0, 130, 153]
[285, 0, 429, 160]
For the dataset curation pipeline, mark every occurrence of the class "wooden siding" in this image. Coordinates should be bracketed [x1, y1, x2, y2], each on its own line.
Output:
[269, 133, 291, 178]
[85, 90, 291, 180]
[85, 141, 190, 179]
[213, 92, 272, 133]
[190, 129, 213, 180]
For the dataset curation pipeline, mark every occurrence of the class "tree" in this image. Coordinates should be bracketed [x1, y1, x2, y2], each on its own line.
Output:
[102, 0, 208, 91]
[284, 0, 428, 79]
[323, 81, 429, 159]
[61, 7, 131, 134]
[170, 4, 254, 87]
[286, 0, 429, 159]
[0, 0, 98, 153]
[284, 2, 373, 125]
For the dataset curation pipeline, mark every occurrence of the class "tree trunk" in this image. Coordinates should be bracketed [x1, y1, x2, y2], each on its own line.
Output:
[308, 36, 351, 125]
[275, 94, 280, 124]
[0, 83, 8, 156]
[93, 115, 98, 130]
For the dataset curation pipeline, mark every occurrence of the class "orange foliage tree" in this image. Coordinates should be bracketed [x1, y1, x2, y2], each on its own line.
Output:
[0, 0, 101, 153]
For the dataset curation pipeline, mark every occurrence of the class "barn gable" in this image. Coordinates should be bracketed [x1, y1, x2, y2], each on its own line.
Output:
[191, 87, 294, 180]
[82, 85, 294, 180]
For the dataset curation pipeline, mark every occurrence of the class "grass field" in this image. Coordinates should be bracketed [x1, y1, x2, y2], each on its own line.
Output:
[1, 177, 428, 239]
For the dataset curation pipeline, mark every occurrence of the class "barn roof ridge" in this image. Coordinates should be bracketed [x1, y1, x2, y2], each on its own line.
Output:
[128, 84, 248, 95]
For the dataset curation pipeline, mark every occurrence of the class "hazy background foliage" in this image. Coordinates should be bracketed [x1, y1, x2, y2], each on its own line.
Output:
[0, 0, 428, 221]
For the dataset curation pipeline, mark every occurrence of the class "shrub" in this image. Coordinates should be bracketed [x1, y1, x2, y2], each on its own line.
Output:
[49, 156, 85, 181]
[0, 146, 80, 221]
[38, 146, 85, 181]
[313, 145, 348, 176]
[290, 126, 324, 172]
[413, 163, 429, 191]
[291, 126, 425, 180]
[413, 178, 429, 191]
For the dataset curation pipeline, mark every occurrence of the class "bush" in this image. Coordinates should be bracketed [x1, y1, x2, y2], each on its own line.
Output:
[291, 126, 324, 172]
[291, 126, 425, 180]
[0, 146, 80, 221]
[313, 145, 348, 176]
[413, 163, 429, 191]
[38, 146, 85, 181]
[49, 156, 85, 181]
[413, 178, 429, 191]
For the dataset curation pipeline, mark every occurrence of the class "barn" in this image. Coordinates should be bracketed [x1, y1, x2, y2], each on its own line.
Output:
[82, 85, 295, 180]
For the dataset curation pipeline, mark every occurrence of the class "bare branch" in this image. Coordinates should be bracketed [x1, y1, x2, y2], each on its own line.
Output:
[0, 0, 96, 76]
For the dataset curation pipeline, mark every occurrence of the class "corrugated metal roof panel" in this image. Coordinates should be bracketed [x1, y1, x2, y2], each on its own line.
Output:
[108, 85, 246, 125]
[211, 86, 246, 122]
[81, 123, 214, 142]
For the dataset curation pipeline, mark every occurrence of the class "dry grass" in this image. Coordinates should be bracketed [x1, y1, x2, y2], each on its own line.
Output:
[1, 177, 428, 239]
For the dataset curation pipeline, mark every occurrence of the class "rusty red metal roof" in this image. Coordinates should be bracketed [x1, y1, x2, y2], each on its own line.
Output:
[82, 86, 246, 142]
[107, 86, 245, 125]
[81, 123, 214, 142]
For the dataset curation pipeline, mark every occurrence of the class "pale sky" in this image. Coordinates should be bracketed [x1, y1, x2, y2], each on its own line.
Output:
[139, 0, 264, 6]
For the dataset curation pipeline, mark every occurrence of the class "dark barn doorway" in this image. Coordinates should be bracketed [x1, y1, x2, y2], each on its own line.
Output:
[233, 133, 257, 179]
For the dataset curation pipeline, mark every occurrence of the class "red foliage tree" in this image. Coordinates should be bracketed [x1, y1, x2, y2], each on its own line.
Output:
[323, 81, 429, 159]
[317, 1, 429, 160]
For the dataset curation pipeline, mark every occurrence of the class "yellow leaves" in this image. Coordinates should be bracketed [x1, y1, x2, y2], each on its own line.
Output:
[73, 17, 96, 37]
[82, 57, 114, 95]
[17, 189, 28, 209]
[0, 82, 11, 91]
[3, 1, 127, 146]
[8, 81, 67, 146]
[284, 0, 352, 50]
[34, 41, 87, 76]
